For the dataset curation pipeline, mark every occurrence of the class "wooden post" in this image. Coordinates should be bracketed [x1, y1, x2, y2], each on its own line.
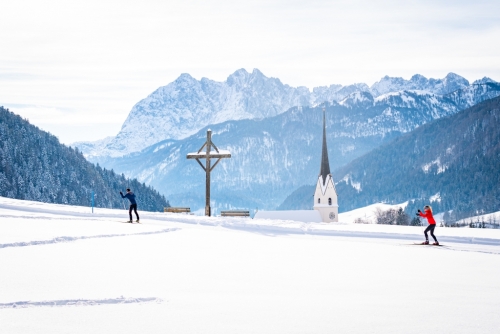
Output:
[205, 130, 212, 216]
[187, 129, 231, 216]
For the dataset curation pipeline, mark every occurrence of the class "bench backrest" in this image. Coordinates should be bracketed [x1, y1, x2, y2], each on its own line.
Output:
[165, 207, 191, 213]
[220, 210, 250, 217]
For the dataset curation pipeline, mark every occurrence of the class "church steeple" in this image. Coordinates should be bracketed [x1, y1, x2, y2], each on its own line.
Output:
[313, 105, 338, 222]
[319, 107, 330, 185]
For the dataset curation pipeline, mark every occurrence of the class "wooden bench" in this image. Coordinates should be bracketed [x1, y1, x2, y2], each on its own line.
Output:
[220, 210, 250, 217]
[164, 207, 191, 213]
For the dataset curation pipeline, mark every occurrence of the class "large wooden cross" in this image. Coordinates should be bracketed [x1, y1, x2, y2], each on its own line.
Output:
[187, 129, 231, 216]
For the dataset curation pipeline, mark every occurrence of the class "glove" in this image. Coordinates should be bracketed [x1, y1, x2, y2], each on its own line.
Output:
[416, 213, 419, 216]
[418, 209, 421, 213]
[120, 191, 123, 195]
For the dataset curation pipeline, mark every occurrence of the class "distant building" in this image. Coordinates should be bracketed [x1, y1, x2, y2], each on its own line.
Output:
[254, 107, 339, 223]
[313, 108, 339, 222]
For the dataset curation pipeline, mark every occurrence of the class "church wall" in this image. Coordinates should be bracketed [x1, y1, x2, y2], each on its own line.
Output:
[313, 176, 339, 222]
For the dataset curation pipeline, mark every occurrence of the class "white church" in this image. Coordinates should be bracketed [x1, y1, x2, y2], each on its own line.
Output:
[254, 108, 339, 223]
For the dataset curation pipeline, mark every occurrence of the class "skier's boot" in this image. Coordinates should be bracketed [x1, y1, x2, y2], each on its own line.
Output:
[135, 219, 140, 223]
[127, 220, 133, 223]
[421, 240, 429, 245]
[433, 242, 439, 245]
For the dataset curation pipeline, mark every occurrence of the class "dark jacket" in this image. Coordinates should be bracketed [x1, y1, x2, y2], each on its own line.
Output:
[121, 192, 137, 205]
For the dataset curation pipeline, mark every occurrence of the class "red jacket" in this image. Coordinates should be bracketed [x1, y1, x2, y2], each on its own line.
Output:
[419, 210, 436, 225]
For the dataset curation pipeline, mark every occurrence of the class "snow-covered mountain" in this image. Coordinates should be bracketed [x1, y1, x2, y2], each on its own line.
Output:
[77, 69, 315, 158]
[76, 69, 486, 158]
[91, 83, 500, 211]
[370, 73, 470, 97]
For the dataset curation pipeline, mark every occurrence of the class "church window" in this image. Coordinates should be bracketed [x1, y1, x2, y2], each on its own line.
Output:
[328, 198, 332, 205]
[318, 198, 321, 204]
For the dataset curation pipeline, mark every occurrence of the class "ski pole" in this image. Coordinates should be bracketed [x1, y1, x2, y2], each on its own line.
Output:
[120, 190, 126, 209]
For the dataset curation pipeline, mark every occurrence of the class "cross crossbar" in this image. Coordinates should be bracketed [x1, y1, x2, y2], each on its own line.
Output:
[186, 129, 231, 216]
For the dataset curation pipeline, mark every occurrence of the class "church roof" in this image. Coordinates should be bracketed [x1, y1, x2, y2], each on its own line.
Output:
[319, 107, 331, 185]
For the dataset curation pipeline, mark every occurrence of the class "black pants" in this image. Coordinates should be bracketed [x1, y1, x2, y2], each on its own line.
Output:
[424, 224, 437, 242]
[129, 204, 139, 221]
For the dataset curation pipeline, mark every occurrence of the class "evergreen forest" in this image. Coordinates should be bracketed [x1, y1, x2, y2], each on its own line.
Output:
[0, 106, 168, 211]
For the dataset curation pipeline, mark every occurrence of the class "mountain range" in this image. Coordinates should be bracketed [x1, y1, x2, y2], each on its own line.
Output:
[78, 71, 500, 213]
[76, 69, 493, 159]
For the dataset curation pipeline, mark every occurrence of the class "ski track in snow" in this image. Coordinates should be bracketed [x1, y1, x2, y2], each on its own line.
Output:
[398, 242, 500, 255]
[0, 202, 135, 219]
[1, 198, 499, 254]
[163, 215, 500, 255]
[0, 228, 179, 249]
[0, 297, 163, 309]
[0, 214, 103, 221]
[159, 215, 500, 249]
[226, 224, 500, 254]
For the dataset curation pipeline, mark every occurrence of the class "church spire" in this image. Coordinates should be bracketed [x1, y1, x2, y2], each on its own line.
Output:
[319, 106, 330, 185]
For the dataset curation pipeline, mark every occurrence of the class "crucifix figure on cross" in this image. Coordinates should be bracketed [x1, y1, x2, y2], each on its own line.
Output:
[187, 129, 231, 216]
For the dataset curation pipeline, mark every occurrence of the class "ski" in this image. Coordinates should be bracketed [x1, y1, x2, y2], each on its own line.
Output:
[412, 243, 445, 247]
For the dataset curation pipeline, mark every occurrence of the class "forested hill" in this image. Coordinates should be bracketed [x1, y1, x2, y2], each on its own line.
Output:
[280, 96, 500, 220]
[0, 106, 167, 211]
[335, 95, 500, 218]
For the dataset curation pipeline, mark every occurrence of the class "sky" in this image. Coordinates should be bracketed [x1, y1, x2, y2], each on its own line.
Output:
[1, 0, 499, 144]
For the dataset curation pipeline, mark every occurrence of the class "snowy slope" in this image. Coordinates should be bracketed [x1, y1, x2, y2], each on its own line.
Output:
[1, 196, 500, 334]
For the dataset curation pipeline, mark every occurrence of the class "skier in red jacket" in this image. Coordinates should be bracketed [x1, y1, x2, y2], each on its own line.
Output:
[417, 205, 439, 245]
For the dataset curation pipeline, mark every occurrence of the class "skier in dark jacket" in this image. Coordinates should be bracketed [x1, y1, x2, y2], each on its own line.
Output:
[120, 188, 140, 223]
[417, 205, 438, 245]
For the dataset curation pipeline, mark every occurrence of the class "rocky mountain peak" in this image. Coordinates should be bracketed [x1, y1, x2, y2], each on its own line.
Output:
[370, 73, 470, 97]
[409, 74, 428, 86]
[175, 73, 197, 85]
[339, 91, 374, 109]
[473, 77, 498, 85]
[370, 75, 410, 97]
[226, 68, 251, 86]
[442, 73, 469, 93]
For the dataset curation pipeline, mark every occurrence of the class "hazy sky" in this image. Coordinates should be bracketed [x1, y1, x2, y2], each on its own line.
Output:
[1, 0, 499, 144]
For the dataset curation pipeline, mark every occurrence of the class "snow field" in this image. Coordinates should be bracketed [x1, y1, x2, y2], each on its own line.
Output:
[1, 197, 500, 333]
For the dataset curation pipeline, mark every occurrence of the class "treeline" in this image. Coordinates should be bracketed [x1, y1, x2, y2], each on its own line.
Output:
[357, 207, 500, 229]
[0, 106, 167, 211]
[354, 207, 420, 226]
